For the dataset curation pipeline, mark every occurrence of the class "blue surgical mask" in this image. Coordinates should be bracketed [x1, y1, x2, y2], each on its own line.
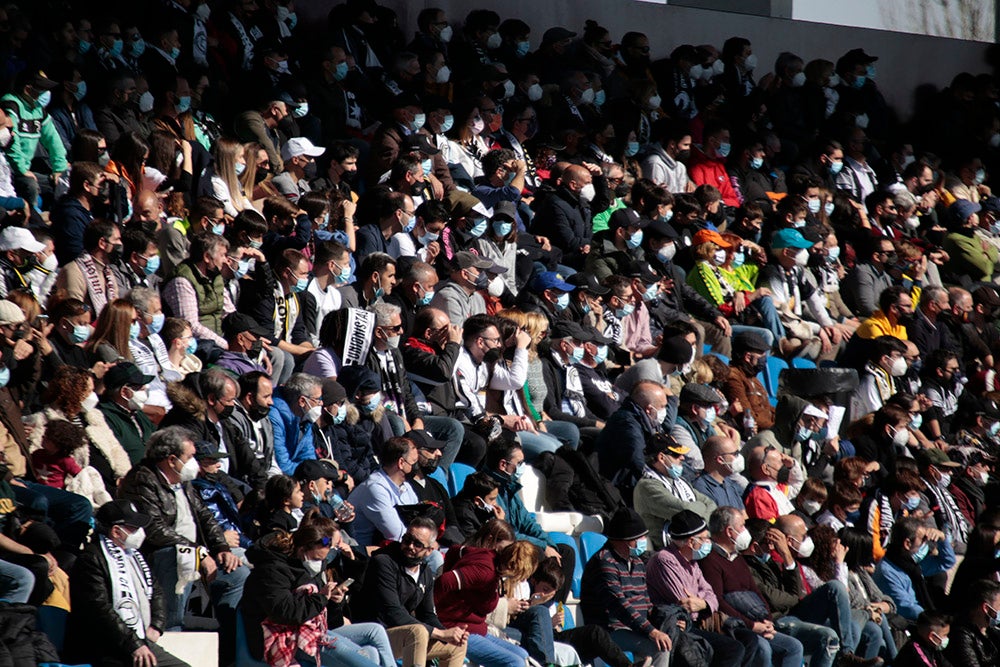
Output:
[615, 304, 635, 319]
[149, 313, 165, 335]
[629, 537, 648, 557]
[176, 95, 191, 113]
[493, 221, 513, 238]
[130, 38, 146, 58]
[335, 265, 352, 284]
[990, 421, 1000, 436]
[71, 324, 91, 343]
[594, 345, 609, 365]
[625, 141, 640, 157]
[234, 162, 246, 176]
[731, 251, 745, 268]
[693, 540, 713, 560]
[512, 461, 525, 480]
[36, 90, 51, 109]
[73, 80, 88, 101]
[750, 156, 764, 169]
[667, 463, 683, 479]
[904, 495, 920, 511]
[334, 62, 349, 81]
[824, 201, 835, 216]
[440, 114, 455, 133]
[516, 40, 531, 57]
[234, 259, 251, 279]
[403, 214, 417, 234]
[626, 230, 643, 249]
[418, 289, 435, 306]
[829, 160, 844, 175]
[332, 403, 347, 425]
[852, 75, 866, 89]
[143, 254, 161, 275]
[594, 89, 606, 107]
[643, 283, 659, 302]
[795, 425, 813, 442]
[421, 158, 433, 176]
[211, 223, 225, 236]
[469, 219, 488, 238]
[555, 292, 570, 311]
[170, 46, 182, 61]
[717, 142, 731, 158]
[0, 367, 9, 389]
[292, 277, 308, 293]
[185, 337, 198, 355]
[909, 413, 923, 430]
[361, 391, 381, 413]
[702, 406, 717, 424]
[418, 231, 439, 246]
[571, 345, 585, 363]
[109, 38, 124, 57]
[129, 322, 141, 340]
[808, 198, 821, 214]
[78, 39, 92, 54]
[976, 168, 987, 185]
[912, 542, 930, 563]
[661, 210, 674, 222]
[293, 102, 309, 118]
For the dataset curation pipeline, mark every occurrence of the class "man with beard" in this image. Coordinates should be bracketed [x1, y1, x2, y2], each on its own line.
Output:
[272, 137, 325, 204]
[405, 429, 463, 547]
[354, 516, 469, 667]
[230, 370, 279, 477]
[841, 236, 896, 319]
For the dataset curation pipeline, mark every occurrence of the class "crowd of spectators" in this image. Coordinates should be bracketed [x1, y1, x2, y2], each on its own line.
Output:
[0, 0, 1000, 666]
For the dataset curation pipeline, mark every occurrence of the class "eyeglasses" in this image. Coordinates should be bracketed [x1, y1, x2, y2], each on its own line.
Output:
[402, 534, 432, 550]
[381, 324, 404, 333]
[480, 336, 501, 344]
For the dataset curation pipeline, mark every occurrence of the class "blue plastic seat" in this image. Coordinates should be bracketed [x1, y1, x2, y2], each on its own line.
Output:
[707, 352, 729, 365]
[548, 531, 582, 598]
[447, 462, 477, 497]
[236, 608, 270, 667]
[428, 467, 448, 489]
[764, 356, 789, 400]
[36, 606, 68, 653]
[578, 531, 607, 565]
[790, 357, 817, 369]
[561, 604, 576, 629]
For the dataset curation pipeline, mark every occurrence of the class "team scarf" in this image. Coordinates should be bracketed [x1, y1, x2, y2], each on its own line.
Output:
[99, 534, 154, 639]
[75, 252, 117, 315]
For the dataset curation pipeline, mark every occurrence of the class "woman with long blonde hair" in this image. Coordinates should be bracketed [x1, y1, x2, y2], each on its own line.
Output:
[242, 141, 281, 200]
[86, 298, 137, 362]
[210, 137, 252, 216]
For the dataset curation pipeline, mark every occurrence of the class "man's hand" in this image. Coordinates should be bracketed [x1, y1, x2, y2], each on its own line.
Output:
[535, 236, 552, 251]
[766, 527, 793, 563]
[217, 551, 241, 573]
[713, 315, 732, 337]
[433, 625, 469, 646]
[514, 328, 532, 349]
[680, 589, 708, 613]
[200, 554, 218, 582]
[508, 598, 530, 615]
[224, 530, 241, 548]
[448, 324, 463, 344]
[552, 608, 565, 629]
[649, 629, 672, 652]
[133, 644, 157, 667]
[146, 627, 161, 643]
[493, 503, 506, 521]
[544, 545, 562, 563]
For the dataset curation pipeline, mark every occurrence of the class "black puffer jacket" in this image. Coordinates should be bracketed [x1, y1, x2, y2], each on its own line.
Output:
[0, 602, 59, 666]
[241, 538, 341, 661]
[118, 460, 230, 555]
[64, 538, 167, 663]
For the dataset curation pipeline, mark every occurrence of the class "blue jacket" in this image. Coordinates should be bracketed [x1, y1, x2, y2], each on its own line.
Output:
[873, 539, 956, 620]
[192, 475, 252, 548]
[597, 398, 658, 501]
[270, 388, 316, 475]
[487, 470, 554, 550]
[51, 195, 94, 264]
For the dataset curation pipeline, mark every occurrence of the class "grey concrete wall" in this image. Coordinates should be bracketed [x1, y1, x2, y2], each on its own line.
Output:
[298, 0, 991, 120]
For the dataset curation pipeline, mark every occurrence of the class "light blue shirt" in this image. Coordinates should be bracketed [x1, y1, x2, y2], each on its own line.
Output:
[347, 469, 419, 546]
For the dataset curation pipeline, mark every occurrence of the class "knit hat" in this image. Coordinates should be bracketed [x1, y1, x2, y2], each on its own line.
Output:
[668, 510, 708, 539]
[604, 507, 648, 541]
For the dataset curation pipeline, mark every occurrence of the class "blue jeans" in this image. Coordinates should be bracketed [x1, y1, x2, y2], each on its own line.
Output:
[729, 324, 775, 350]
[0, 559, 33, 603]
[517, 430, 563, 461]
[749, 630, 803, 667]
[774, 615, 839, 667]
[609, 629, 668, 667]
[466, 632, 529, 667]
[507, 604, 556, 663]
[541, 420, 580, 451]
[270, 347, 295, 385]
[423, 415, 465, 472]
[332, 622, 396, 667]
[748, 295, 786, 346]
[789, 581, 860, 654]
[151, 546, 250, 631]
[12, 480, 92, 550]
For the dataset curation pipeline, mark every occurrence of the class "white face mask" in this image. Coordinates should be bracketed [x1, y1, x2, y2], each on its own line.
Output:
[303, 559, 324, 576]
[725, 453, 745, 475]
[647, 94, 662, 110]
[793, 535, 815, 557]
[436, 65, 451, 84]
[304, 404, 323, 423]
[889, 356, 908, 377]
[891, 426, 910, 448]
[712, 249, 728, 266]
[82, 391, 100, 412]
[579, 87, 595, 105]
[579, 183, 596, 203]
[438, 25, 453, 43]
[657, 243, 677, 263]
[127, 388, 149, 411]
[178, 456, 199, 482]
[790, 71, 806, 87]
[122, 526, 146, 550]
[487, 275, 505, 297]
[655, 406, 668, 425]
[793, 249, 809, 267]
[527, 83, 543, 102]
[800, 500, 822, 516]
[733, 527, 752, 552]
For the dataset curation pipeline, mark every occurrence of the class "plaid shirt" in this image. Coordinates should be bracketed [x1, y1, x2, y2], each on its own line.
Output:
[261, 584, 331, 667]
[161, 276, 235, 349]
[580, 544, 655, 635]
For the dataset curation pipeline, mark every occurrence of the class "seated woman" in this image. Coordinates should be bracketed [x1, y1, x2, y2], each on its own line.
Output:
[85, 298, 139, 366]
[242, 511, 396, 667]
[685, 228, 784, 350]
[435, 519, 530, 667]
[838, 527, 899, 663]
[126, 286, 174, 419]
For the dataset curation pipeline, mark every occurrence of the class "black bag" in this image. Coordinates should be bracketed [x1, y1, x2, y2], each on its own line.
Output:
[650, 603, 714, 667]
[557, 449, 624, 520]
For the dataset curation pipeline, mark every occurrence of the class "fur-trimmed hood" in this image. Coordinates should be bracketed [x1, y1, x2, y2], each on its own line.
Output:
[26, 407, 132, 480]
[165, 380, 207, 421]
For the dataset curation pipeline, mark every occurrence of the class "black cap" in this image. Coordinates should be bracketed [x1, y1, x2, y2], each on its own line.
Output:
[338, 365, 382, 398]
[609, 208, 648, 230]
[583, 325, 613, 346]
[625, 261, 661, 284]
[96, 500, 152, 528]
[679, 383, 724, 405]
[733, 331, 770, 354]
[542, 26, 576, 45]
[566, 272, 609, 296]
[19, 68, 58, 91]
[973, 396, 1000, 421]
[550, 319, 589, 342]
[647, 218, 680, 240]
[668, 509, 709, 539]
[104, 362, 155, 390]
[451, 250, 493, 271]
[404, 429, 447, 451]
[194, 439, 228, 460]
[657, 335, 694, 364]
[401, 133, 441, 156]
[275, 90, 302, 110]
[492, 201, 517, 222]
[604, 507, 648, 540]
[842, 48, 878, 64]
[295, 459, 340, 481]
[222, 312, 272, 339]
[321, 380, 347, 406]
[645, 432, 690, 457]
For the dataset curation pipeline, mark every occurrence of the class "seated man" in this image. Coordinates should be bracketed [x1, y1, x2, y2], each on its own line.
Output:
[230, 370, 280, 477]
[693, 436, 747, 512]
[406, 430, 463, 547]
[634, 433, 716, 549]
[579, 507, 672, 667]
[270, 372, 324, 475]
[354, 517, 469, 667]
[646, 509, 747, 667]
[65, 500, 191, 667]
[191, 440, 251, 549]
[699, 507, 805, 667]
[916, 448, 970, 556]
[721, 331, 775, 432]
[485, 440, 576, 603]
[118, 426, 249, 651]
[347, 436, 420, 547]
[671, 383, 739, 474]
[855, 335, 909, 419]
[873, 517, 955, 622]
[597, 380, 671, 502]
[743, 445, 805, 521]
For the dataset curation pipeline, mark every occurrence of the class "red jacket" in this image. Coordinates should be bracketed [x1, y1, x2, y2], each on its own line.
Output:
[433, 545, 500, 635]
[689, 148, 740, 207]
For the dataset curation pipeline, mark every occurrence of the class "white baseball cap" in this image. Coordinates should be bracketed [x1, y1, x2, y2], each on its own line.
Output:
[281, 137, 326, 161]
[0, 227, 45, 253]
[0, 300, 25, 326]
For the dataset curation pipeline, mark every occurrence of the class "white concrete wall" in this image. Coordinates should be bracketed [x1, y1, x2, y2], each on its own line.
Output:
[298, 0, 991, 120]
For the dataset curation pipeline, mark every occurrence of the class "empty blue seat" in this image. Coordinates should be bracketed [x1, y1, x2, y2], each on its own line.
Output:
[764, 356, 789, 400]
[428, 467, 448, 489]
[448, 462, 477, 497]
[36, 606, 68, 653]
[548, 532, 582, 598]
[236, 608, 269, 667]
[791, 357, 817, 369]
[578, 531, 607, 565]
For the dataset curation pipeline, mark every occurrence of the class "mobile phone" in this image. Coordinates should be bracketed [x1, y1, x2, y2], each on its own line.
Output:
[340, 578, 355, 588]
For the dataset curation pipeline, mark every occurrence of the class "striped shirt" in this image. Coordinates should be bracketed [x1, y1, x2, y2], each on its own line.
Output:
[580, 545, 654, 635]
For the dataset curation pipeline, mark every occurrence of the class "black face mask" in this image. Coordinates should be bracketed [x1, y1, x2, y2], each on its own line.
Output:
[254, 168, 268, 184]
[614, 183, 631, 199]
[248, 403, 271, 421]
[303, 162, 318, 180]
[675, 149, 691, 162]
[108, 243, 123, 263]
[400, 552, 424, 567]
[217, 404, 234, 420]
[249, 338, 263, 358]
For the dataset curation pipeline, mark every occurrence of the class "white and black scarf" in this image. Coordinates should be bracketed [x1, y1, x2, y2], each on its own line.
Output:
[99, 534, 154, 639]
[76, 252, 117, 315]
[642, 465, 696, 502]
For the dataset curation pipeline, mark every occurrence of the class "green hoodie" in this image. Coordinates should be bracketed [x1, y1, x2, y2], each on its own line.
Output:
[0, 92, 68, 175]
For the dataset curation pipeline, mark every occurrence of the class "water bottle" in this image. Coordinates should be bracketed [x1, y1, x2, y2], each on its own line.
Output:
[743, 410, 757, 438]
[329, 493, 353, 522]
